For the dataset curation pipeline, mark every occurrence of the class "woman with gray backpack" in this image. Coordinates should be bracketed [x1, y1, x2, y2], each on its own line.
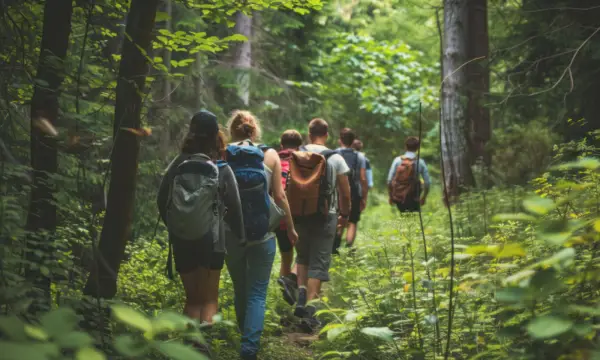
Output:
[225, 110, 298, 360]
[156, 110, 245, 342]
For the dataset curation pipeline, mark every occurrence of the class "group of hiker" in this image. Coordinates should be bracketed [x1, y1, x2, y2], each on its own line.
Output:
[156, 109, 431, 360]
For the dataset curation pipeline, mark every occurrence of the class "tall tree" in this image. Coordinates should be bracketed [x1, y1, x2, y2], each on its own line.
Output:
[467, 0, 490, 169]
[233, 11, 252, 106]
[441, 0, 474, 200]
[84, 0, 159, 298]
[26, 0, 73, 310]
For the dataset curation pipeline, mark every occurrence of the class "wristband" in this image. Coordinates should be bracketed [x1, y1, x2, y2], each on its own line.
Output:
[340, 213, 349, 219]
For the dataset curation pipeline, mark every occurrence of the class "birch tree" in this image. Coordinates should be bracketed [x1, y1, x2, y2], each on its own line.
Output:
[233, 11, 252, 106]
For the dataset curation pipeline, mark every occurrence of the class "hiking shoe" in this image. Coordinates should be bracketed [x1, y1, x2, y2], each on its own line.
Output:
[294, 305, 307, 318]
[299, 316, 321, 333]
[278, 275, 297, 306]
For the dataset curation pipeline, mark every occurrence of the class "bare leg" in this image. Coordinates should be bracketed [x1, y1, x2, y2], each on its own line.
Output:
[307, 278, 322, 301]
[346, 222, 357, 246]
[279, 251, 294, 277]
[296, 263, 309, 288]
[180, 268, 205, 321]
[200, 269, 221, 323]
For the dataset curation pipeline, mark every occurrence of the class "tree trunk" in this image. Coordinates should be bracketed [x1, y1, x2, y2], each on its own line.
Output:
[84, 0, 159, 299]
[159, 0, 172, 159]
[467, 0, 491, 169]
[233, 11, 252, 106]
[441, 0, 474, 201]
[26, 0, 73, 312]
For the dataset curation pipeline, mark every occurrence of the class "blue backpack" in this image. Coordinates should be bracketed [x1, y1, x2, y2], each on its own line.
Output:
[226, 141, 270, 242]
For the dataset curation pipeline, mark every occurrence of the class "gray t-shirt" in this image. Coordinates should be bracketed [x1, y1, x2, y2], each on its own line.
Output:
[304, 144, 350, 214]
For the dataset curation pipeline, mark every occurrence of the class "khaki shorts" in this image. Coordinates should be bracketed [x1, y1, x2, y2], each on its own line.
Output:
[294, 213, 338, 281]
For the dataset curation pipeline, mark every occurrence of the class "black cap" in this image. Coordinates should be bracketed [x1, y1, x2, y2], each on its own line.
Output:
[190, 110, 219, 136]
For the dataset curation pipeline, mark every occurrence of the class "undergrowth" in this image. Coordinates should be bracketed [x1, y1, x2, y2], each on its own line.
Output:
[1, 139, 600, 360]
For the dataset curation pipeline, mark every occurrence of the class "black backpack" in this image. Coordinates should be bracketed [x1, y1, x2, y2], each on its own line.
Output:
[338, 148, 361, 198]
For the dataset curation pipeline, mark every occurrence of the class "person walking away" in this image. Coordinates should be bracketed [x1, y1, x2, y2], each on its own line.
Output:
[225, 110, 298, 360]
[387, 136, 431, 212]
[290, 118, 351, 331]
[334, 128, 368, 254]
[352, 139, 373, 190]
[275, 130, 303, 306]
[157, 110, 245, 356]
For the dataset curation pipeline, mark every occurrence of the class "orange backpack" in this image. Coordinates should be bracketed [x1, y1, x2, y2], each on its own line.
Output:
[390, 156, 419, 204]
[286, 150, 335, 217]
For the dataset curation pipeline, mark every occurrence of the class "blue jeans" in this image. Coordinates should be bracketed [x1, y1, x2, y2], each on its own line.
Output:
[225, 237, 276, 358]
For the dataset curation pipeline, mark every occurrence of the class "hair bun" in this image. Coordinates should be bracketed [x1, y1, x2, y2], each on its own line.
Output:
[238, 122, 256, 137]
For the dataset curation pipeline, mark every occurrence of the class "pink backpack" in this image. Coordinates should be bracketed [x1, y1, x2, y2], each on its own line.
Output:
[277, 149, 293, 229]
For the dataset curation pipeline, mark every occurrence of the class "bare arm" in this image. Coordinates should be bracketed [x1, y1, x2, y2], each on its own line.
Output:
[360, 167, 368, 209]
[337, 174, 351, 216]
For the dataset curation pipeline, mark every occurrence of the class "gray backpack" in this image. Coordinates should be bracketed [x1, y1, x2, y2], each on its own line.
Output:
[166, 154, 221, 242]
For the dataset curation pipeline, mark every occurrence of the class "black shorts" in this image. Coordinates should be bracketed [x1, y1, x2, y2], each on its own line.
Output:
[275, 228, 293, 253]
[349, 195, 362, 224]
[171, 233, 225, 273]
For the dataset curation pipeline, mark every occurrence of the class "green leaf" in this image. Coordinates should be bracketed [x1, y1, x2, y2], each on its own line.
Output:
[111, 304, 152, 333]
[0, 342, 60, 360]
[495, 287, 527, 303]
[318, 351, 344, 360]
[155, 11, 171, 22]
[114, 334, 149, 357]
[492, 213, 537, 222]
[552, 157, 600, 171]
[523, 196, 555, 215]
[154, 341, 210, 360]
[503, 269, 535, 285]
[56, 331, 94, 349]
[538, 248, 576, 267]
[360, 327, 394, 341]
[151, 311, 195, 335]
[40, 307, 80, 338]
[24, 325, 49, 341]
[0, 315, 27, 341]
[527, 315, 573, 339]
[496, 243, 526, 258]
[76, 347, 106, 360]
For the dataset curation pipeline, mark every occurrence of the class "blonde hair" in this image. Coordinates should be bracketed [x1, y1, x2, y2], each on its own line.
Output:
[227, 110, 262, 142]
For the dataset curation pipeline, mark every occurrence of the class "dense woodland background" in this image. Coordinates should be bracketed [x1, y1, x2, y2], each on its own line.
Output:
[1, 0, 600, 359]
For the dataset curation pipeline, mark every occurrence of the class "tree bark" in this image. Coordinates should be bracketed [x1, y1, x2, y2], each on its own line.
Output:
[467, 0, 491, 169]
[26, 0, 73, 311]
[233, 11, 252, 106]
[441, 0, 474, 201]
[84, 0, 159, 298]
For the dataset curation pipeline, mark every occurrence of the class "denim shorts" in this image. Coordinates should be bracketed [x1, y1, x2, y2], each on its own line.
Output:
[294, 213, 338, 281]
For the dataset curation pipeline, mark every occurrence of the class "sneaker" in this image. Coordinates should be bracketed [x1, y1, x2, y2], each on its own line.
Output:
[277, 275, 297, 306]
[294, 305, 307, 318]
[298, 305, 321, 333]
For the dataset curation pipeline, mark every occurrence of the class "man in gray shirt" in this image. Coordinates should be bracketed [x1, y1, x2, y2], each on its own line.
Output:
[294, 118, 351, 330]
